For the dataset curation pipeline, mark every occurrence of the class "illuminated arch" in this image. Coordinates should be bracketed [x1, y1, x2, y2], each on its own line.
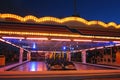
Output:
[23, 15, 38, 22]
[0, 14, 23, 21]
[0, 13, 120, 28]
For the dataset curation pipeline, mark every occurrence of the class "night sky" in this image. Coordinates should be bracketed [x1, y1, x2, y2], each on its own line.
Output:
[1, 0, 120, 24]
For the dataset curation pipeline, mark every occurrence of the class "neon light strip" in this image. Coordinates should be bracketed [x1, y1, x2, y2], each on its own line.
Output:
[73, 39, 92, 42]
[0, 31, 80, 38]
[2, 37, 25, 39]
[26, 38, 48, 40]
[22, 46, 31, 48]
[93, 41, 109, 43]
[89, 48, 95, 50]
[113, 41, 120, 43]
[51, 38, 71, 41]
[0, 30, 120, 40]
[105, 45, 114, 47]
[0, 38, 5, 42]
[116, 44, 120, 46]
[0, 13, 120, 28]
[0, 38, 29, 52]
[94, 36, 120, 39]
[97, 47, 104, 49]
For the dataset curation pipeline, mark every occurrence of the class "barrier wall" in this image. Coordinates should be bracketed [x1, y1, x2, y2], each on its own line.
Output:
[86, 46, 120, 65]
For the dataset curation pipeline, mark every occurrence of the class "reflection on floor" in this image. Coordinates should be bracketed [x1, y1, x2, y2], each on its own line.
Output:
[10, 61, 47, 71]
[74, 62, 111, 70]
[9, 61, 114, 71]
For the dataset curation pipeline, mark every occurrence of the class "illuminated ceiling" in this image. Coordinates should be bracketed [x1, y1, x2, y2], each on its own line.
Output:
[2, 38, 118, 51]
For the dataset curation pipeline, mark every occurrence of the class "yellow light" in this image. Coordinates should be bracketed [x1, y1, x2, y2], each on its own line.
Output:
[1, 30, 120, 40]
[108, 22, 117, 27]
[38, 17, 61, 23]
[1, 13, 120, 29]
[0, 30, 81, 38]
[61, 17, 88, 24]
[88, 21, 98, 25]
[97, 21, 107, 28]
[96, 36, 120, 39]
[0, 14, 23, 21]
[93, 41, 109, 43]
[24, 15, 38, 22]
[116, 25, 120, 28]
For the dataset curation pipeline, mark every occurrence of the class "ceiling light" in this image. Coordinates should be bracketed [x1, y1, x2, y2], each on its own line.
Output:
[51, 38, 71, 41]
[73, 39, 92, 42]
[26, 37, 48, 40]
[2, 37, 25, 39]
[93, 41, 109, 43]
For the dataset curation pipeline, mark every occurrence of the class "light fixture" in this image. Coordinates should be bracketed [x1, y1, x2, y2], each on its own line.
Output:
[93, 41, 109, 43]
[1, 30, 120, 40]
[0, 38, 5, 42]
[2, 37, 25, 39]
[63, 46, 66, 50]
[51, 38, 71, 41]
[116, 44, 120, 46]
[22, 46, 31, 48]
[26, 37, 48, 40]
[113, 41, 120, 43]
[97, 47, 103, 49]
[73, 39, 92, 42]
[32, 43, 36, 49]
[72, 48, 74, 50]
[89, 48, 95, 50]
[0, 38, 29, 52]
[105, 45, 114, 48]
[1, 13, 120, 28]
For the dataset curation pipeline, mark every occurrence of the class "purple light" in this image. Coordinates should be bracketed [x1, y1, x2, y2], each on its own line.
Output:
[33, 43, 36, 49]
[63, 46, 66, 50]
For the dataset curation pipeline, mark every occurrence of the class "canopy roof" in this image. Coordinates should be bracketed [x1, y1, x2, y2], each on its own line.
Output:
[0, 13, 120, 51]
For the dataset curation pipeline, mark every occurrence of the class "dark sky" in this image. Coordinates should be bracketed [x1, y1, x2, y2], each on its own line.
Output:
[1, 0, 120, 24]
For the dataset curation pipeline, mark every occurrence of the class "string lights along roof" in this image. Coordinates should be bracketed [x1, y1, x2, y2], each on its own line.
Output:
[0, 13, 120, 29]
[1, 14, 120, 51]
[1, 13, 120, 41]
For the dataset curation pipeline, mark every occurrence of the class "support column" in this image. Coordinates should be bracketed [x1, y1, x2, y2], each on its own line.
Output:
[82, 50, 86, 63]
[116, 50, 120, 64]
[27, 52, 31, 61]
[67, 52, 71, 61]
[19, 48, 23, 63]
